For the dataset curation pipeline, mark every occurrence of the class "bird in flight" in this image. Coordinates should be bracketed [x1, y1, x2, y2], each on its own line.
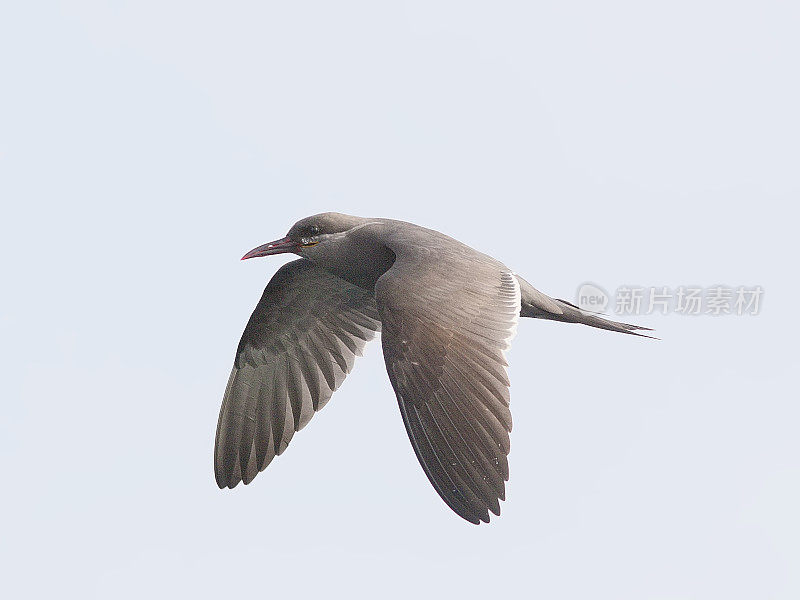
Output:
[214, 213, 652, 524]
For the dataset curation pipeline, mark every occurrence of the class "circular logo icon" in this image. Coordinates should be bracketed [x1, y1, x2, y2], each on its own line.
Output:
[576, 282, 609, 313]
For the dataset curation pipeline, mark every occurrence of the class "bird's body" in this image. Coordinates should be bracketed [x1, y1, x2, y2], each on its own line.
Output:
[215, 213, 651, 524]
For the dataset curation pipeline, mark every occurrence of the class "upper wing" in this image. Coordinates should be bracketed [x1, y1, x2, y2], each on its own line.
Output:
[375, 249, 520, 524]
[215, 259, 381, 488]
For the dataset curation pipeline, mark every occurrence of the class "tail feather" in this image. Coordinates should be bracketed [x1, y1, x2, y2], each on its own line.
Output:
[515, 276, 657, 339]
[550, 298, 657, 338]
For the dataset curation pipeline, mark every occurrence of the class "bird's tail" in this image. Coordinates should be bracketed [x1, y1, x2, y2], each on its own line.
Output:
[515, 275, 656, 339]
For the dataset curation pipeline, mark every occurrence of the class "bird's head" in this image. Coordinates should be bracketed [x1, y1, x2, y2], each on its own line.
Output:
[240, 213, 366, 260]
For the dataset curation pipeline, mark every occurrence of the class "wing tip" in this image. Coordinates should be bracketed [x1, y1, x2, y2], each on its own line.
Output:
[215, 466, 243, 490]
[216, 478, 237, 490]
[461, 509, 496, 525]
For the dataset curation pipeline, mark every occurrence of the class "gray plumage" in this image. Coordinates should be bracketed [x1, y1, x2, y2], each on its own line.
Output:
[215, 213, 652, 524]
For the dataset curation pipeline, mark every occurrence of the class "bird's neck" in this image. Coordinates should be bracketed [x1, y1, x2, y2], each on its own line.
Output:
[308, 227, 396, 291]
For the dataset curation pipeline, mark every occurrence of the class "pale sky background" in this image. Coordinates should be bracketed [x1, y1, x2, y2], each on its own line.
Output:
[1, 2, 798, 599]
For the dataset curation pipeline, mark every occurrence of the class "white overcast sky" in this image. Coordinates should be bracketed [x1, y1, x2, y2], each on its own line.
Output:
[1, 2, 798, 598]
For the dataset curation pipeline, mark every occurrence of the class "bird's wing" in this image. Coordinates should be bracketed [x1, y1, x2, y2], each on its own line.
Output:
[375, 248, 520, 524]
[215, 258, 381, 488]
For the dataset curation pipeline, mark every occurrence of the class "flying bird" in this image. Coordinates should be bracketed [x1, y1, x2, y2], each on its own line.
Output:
[214, 213, 652, 524]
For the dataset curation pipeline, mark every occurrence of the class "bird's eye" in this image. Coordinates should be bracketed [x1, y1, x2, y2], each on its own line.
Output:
[309, 225, 321, 235]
